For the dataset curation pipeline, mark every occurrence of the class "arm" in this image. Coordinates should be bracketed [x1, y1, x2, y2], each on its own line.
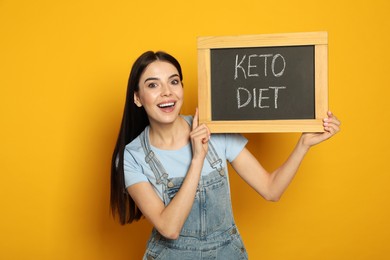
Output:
[127, 157, 203, 239]
[127, 109, 210, 239]
[231, 111, 341, 201]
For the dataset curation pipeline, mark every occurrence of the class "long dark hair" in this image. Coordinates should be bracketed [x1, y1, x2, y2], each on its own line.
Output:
[110, 51, 183, 225]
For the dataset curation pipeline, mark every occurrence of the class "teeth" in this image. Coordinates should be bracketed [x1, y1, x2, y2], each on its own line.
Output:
[158, 102, 175, 108]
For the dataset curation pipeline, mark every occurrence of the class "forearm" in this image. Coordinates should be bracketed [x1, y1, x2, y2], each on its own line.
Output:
[234, 113, 340, 202]
[267, 136, 310, 200]
[156, 157, 203, 239]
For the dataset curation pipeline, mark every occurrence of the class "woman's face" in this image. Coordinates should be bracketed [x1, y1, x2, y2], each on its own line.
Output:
[135, 60, 184, 126]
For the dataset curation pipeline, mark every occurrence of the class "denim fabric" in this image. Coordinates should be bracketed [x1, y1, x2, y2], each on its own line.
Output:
[166, 170, 230, 237]
[142, 170, 248, 260]
[140, 128, 248, 259]
[144, 225, 247, 260]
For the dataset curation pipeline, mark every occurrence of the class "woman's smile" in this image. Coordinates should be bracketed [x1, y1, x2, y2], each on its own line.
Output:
[157, 100, 176, 111]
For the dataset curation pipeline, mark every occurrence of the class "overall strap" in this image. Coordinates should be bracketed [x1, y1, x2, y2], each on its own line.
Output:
[140, 127, 169, 194]
[206, 140, 225, 176]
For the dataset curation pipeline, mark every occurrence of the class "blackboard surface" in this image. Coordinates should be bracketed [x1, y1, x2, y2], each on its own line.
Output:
[210, 45, 315, 120]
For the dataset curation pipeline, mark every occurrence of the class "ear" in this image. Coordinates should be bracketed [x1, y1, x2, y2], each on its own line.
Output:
[134, 93, 142, 107]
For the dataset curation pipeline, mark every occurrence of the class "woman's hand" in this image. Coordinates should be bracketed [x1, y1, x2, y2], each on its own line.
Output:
[301, 111, 341, 149]
[190, 108, 210, 161]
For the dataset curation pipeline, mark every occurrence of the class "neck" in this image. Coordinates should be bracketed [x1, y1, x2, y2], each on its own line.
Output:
[149, 116, 190, 150]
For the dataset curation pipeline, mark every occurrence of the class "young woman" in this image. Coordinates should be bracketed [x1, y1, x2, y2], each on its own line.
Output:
[110, 51, 340, 259]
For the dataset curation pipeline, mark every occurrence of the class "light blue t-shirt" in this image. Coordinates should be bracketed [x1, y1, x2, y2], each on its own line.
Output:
[123, 115, 247, 200]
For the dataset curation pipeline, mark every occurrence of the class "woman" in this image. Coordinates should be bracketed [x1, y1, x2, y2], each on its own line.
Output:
[110, 51, 340, 259]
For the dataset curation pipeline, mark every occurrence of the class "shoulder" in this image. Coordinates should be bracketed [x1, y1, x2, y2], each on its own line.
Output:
[124, 129, 146, 164]
[125, 135, 142, 153]
[210, 133, 248, 162]
[123, 129, 150, 188]
[181, 115, 193, 127]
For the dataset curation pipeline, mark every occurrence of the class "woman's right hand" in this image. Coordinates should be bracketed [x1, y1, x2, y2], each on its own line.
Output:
[190, 108, 210, 161]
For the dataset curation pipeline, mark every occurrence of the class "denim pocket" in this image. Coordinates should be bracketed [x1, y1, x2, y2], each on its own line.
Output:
[144, 242, 168, 260]
[230, 233, 248, 259]
[214, 232, 248, 260]
[203, 177, 229, 233]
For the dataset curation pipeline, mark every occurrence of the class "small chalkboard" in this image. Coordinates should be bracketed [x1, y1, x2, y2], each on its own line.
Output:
[197, 32, 328, 133]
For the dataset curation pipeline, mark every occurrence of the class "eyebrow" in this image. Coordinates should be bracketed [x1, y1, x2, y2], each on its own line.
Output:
[144, 74, 180, 84]
[144, 77, 159, 83]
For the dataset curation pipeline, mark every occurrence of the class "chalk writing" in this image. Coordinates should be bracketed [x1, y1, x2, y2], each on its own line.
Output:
[236, 86, 286, 109]
[210, 45, 315, 121]
[234, 53, 287, 109]
[234, 54, 286, 79]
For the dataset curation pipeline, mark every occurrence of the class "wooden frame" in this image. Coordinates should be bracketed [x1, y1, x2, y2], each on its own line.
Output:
[197, 31, 328, 133]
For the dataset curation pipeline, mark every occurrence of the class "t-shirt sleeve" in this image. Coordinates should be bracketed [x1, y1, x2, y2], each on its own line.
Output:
[123, 147, 149, 188]
[224, 133, 248, 162]
[186, 115, 247, 163]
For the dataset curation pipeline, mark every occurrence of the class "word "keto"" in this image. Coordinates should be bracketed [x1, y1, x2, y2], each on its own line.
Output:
[234, 54, 286, 79]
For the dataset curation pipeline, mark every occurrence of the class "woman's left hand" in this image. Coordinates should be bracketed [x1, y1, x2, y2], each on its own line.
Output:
[301, 111, 341, 149]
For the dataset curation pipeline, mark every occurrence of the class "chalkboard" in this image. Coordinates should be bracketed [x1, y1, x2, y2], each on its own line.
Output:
[197, 32, 328, 133]
[211, 45, 315, 120]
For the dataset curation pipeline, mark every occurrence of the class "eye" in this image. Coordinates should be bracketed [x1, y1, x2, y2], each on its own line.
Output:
[148, 82, 158, 88]
[171, 78, 181, 85]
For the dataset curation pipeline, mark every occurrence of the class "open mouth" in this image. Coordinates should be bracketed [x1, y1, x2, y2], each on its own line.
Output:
[157, 102, 175, 108]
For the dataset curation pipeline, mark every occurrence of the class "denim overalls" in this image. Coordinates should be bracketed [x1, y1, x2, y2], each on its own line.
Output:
[140, 127, 248, 260]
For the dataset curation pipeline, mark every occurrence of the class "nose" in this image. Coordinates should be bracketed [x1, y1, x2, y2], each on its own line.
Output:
[161, 83, 172, 96]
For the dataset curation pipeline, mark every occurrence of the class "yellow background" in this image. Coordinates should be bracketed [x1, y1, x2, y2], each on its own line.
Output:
[1, 0, 389, 259]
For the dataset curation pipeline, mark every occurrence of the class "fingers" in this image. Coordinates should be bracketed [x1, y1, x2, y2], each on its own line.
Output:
[190, 122, 210, 160]
[323, 111, 341, 135]
[192, 108, 210, 143]
[301, 111, 341, 147]
[192, 108, 199, 131]
[191, 108, 210, 149]
[190, 124, 210, 144]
